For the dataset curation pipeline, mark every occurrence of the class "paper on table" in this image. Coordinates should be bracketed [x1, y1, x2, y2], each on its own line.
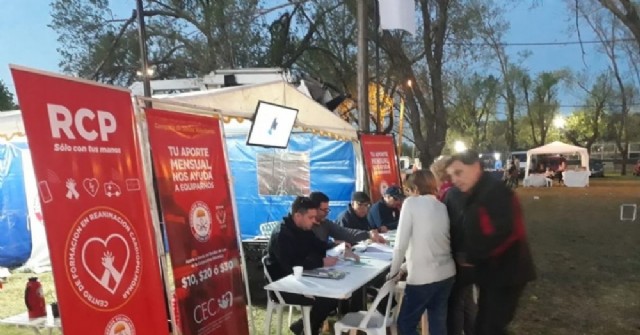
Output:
[366, 242, 394, 253]
[361, 252, 393, 261]
[327, 242, 346, 257]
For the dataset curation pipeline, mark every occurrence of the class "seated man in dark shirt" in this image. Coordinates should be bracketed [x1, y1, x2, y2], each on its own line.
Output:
[265, 196, 339, 335]
[336, 191, 374, 231]
[311, 191, 385, 246]
[367, 185, 404, 232]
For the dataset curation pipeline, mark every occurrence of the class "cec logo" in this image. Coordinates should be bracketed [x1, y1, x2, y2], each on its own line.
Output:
[189, 201, 212, 242]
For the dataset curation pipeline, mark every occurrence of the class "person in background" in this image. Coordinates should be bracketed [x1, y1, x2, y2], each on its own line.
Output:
[389, 170, 456, 335]
[430, 157, 454, 201]
[431, 157, 477, 335]
[368, 185, 404, 232]
[556, 155, 567, 185]
[264, 196, 339, 335]
[445, 151, 536, 335]
[336, 192, 380, 234]
[309, 191, 385, 246]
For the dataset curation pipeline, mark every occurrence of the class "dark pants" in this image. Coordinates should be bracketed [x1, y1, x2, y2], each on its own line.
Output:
[340, 288, 365, 312]
[447, 284, 477, 335]
[270, 292, 338, 335]
[397, 277, 455, 335]
[475, 285, 525, 335]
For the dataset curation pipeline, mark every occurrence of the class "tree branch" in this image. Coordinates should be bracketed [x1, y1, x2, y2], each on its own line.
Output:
[91, 10, 137, 80]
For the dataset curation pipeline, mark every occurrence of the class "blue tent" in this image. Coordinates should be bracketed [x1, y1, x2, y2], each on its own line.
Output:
[0, 111, 51, 272]
[0, 140, 31, 267]
[227, 133, 357, 239]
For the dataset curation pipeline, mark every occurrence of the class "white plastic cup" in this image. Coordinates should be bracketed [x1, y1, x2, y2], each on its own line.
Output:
[293, 266, 303, 279]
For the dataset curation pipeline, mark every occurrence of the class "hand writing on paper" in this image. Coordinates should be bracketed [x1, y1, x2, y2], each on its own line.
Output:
[369, 231, 386, 244]
[323, 256, 339, 267]
[343, 248, 360, 263]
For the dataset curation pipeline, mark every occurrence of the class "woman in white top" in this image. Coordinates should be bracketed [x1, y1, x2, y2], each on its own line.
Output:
[390, 170, 456, 335]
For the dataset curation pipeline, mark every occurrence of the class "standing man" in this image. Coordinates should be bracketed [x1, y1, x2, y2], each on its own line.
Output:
[368, 185, 404, 232]
[264, 196, 339, 335]
[445, 151, 536, 335]
[309, 191, 385, 246]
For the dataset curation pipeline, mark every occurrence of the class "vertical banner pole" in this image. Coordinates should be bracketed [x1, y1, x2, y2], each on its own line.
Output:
[134, 100, 177, 334]
[218, 117, 257, 335]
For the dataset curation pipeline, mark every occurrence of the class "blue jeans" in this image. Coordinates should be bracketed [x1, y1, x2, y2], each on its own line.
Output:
[397, 277, 455, 335]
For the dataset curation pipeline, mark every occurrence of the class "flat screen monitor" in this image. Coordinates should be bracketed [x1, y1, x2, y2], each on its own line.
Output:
[246, 101, 298, 148]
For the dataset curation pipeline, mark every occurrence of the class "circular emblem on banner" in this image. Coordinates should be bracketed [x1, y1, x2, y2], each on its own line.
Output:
[190, 201, 212, 242]
[104, 314, 136, 335]
[65, 207, 143, 311]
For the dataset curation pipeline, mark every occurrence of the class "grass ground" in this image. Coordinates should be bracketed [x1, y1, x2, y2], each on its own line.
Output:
[1, 177, 640, 334]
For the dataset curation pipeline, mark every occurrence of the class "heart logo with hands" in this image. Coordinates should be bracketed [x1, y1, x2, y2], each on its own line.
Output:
[81, 234, 130, 295]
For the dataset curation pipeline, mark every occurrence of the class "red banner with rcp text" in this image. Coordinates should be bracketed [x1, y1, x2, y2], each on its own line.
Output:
[10, 66, 169, 335]
[360, 134, 402, 202]
[145, 108, 249, 335]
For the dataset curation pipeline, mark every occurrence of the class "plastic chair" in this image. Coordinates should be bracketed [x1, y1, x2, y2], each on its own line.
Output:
[262, 256, 312, 335]
[259, 221, 279, 237]
[395, 281, 429, 335]
[334, 280, 397, 335]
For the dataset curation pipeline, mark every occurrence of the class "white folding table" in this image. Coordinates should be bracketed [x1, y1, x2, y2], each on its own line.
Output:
[563, 171, 590, 187]
[0, 312, 61, 335]
[264, 256, 391, 300]
[263, 248, 392, 335]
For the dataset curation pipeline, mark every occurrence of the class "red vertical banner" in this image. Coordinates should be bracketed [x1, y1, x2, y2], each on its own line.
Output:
[145, 108, 250, 335]
[360, 134, 402, 202]
[10, 66, 169, 335]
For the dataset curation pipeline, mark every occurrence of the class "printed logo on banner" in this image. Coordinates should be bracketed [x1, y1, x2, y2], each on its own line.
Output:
[104, 314, 136, 335]
[218, 291, 233, 309]
[65, 207, 142, 311]
[215, 205, 226, 228]
[83, 178, 100, 197]
[189, 201, 212, 242]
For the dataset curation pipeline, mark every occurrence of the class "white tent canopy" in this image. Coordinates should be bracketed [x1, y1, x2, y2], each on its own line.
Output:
[152, 80, 358, 141]
[0, 110, 26, 141]
[525, 141, 589, 177]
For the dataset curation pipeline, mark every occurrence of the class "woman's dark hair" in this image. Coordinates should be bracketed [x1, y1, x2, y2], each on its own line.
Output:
[291, 196, 319, 214]
[405, 170, 438, 195]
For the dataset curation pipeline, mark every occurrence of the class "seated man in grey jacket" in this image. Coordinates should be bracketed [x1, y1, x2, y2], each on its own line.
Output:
[309, 192, 385, 247]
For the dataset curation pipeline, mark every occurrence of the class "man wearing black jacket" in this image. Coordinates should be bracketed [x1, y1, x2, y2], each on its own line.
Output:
[443, 185, 477, 335]
[445, 151, 536, 335]
[335, 191, 373, 231]
[265, 196, 339, 335]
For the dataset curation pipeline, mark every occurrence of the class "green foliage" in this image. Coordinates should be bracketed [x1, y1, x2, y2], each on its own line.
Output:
[521, 70, 567, 146]
[449, 73, 500, 150]
[0, 80, 18, 111]
[50, 0, 268, 85]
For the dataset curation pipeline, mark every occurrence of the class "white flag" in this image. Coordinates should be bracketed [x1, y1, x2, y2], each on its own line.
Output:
[378, 0, 417, 36]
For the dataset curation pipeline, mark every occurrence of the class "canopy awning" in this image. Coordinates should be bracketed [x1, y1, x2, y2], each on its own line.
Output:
[151, 81, 357, 141]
